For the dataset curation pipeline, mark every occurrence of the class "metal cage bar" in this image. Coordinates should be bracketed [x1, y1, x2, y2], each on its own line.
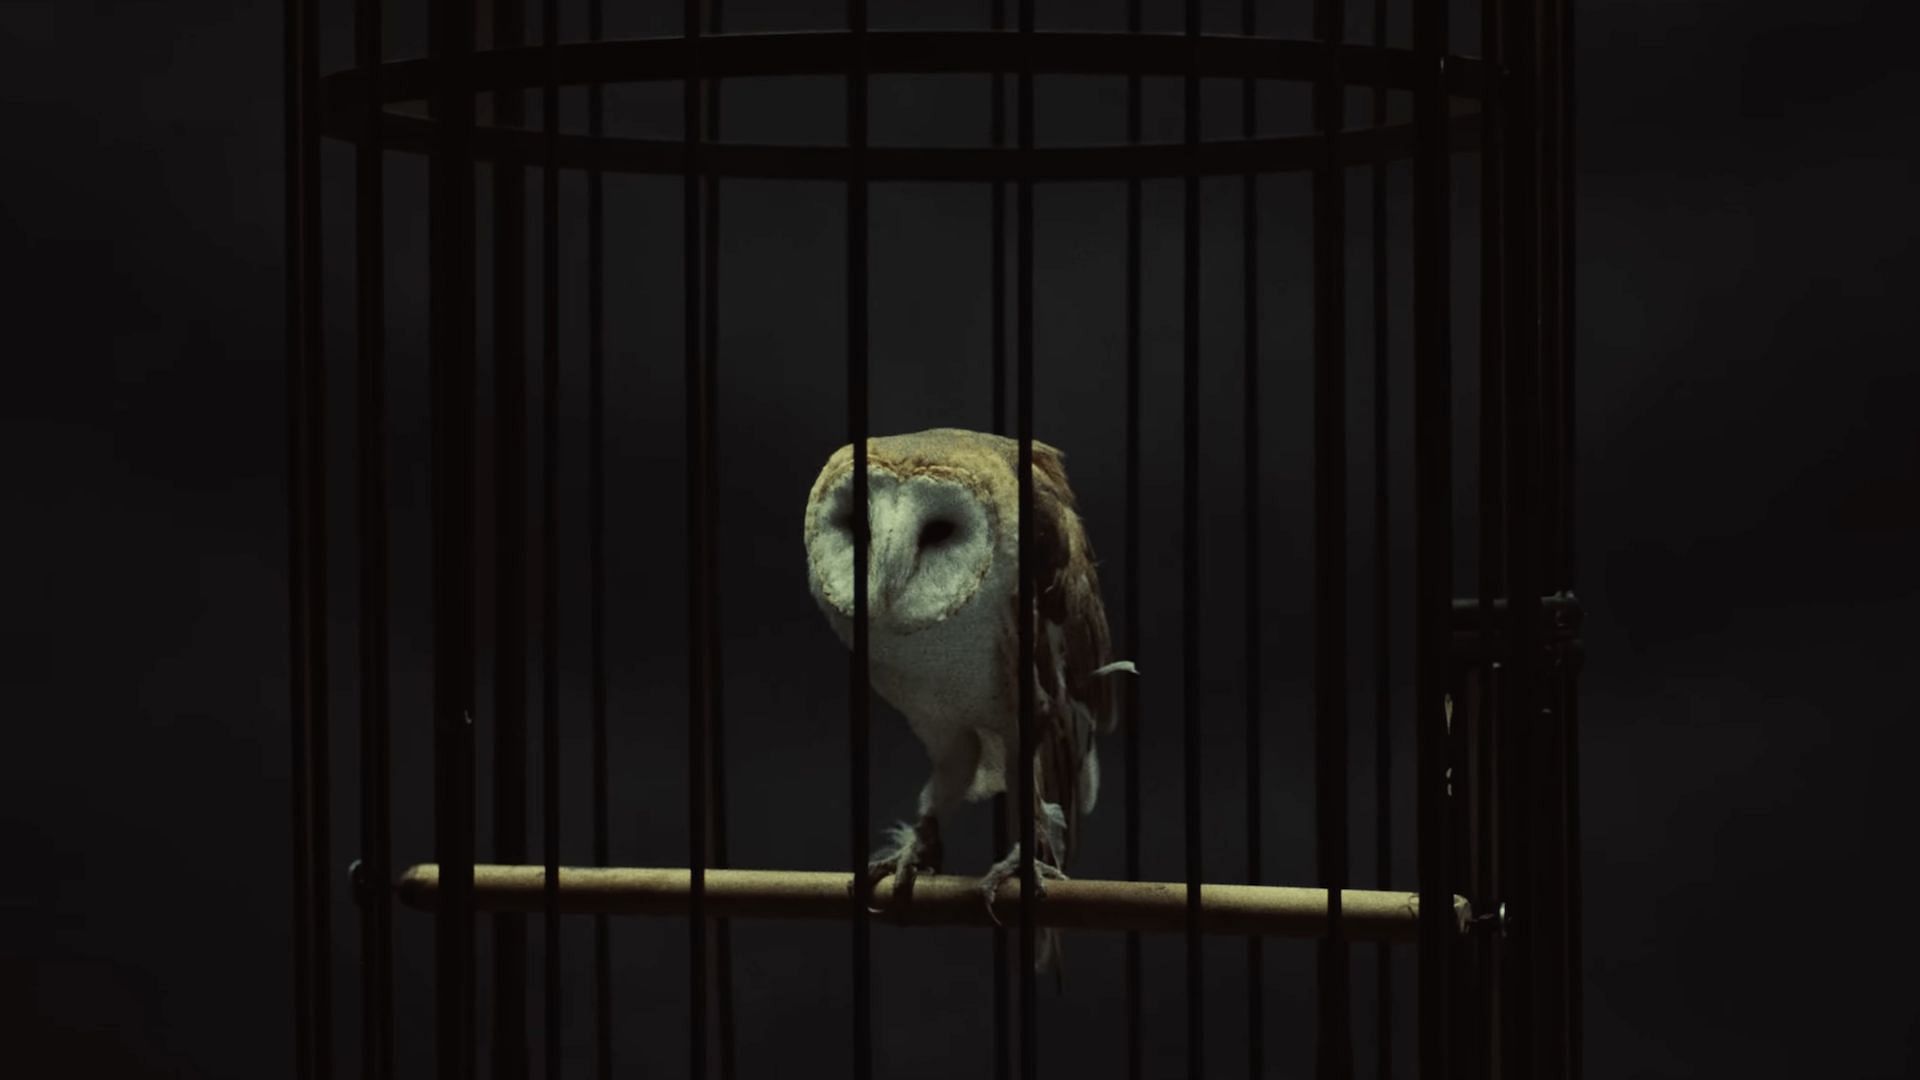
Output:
[682, 0, 713, 1076]
[538, 0, 563, 1073]
[1312, 0, 1354, 1075]
[703, 0, 740, 1071]
[987, 2, 1014, 1076]
[425, 1, 480, 1075]
[1500, 0, 1544, 1073]
[1368, 1, 1394, 1077]
[988, 6, 1013, 1078]
[1240, 0, 1266, 1075]
[290, 4, 1581, 1078]
[845, 2, 874, 1079]
[1014, 4, 1039, 1077]
[1414, 4, 1457, 1080]
[584, 0, 613, 1072]
[487, 0, 532, 1070]
[350, 0, 395, 1076]
[1181, 0, 1204, 1075]
[284, 0, 313, 1074]
[1121, 2, 1145, 1078]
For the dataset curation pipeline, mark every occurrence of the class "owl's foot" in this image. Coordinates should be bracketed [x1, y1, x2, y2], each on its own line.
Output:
[978, 846, 1068, 927]
[862, 815, 943, 914]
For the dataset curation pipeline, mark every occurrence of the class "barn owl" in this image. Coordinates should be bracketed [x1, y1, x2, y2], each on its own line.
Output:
[803, 427, 1136, 971]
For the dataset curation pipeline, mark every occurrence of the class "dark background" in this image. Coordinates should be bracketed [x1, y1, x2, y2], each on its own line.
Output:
[4, 0, 1916, 1076]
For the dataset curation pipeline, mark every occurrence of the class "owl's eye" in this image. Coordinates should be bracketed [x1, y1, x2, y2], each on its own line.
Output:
[918, 518, 957, 548]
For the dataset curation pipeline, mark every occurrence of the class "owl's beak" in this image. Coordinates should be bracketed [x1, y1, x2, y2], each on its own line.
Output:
[866, 517, 916, 622]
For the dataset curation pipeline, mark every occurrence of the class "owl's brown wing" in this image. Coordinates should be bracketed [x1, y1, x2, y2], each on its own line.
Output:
[998, 441, 1120, 869]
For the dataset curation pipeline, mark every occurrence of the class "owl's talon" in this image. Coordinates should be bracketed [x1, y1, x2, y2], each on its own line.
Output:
[978, 847, 1067, 925]
[864, 817, 942, 915]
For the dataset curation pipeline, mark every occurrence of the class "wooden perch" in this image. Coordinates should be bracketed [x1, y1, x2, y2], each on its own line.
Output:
[395, 864, 1470, 943]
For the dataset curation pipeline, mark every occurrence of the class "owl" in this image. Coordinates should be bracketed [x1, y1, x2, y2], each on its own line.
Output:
[803, 427, 1135, 969]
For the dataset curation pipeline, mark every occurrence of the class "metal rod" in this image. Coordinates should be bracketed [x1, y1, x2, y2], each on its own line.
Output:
[584, 0, 612, 1073]
[682, 0, 710, 1073]
[396, 866, 1474, 940]
[322, 106, 1486, 186]
[847, 1, 874, 1077]
[1412, 0, 1454, 1075]
[1475, 1, 1508, 1067]
[991, 0, 1007, 439]
[489, 0, 531, 1070]
[1122, 2, 1144, 1077]
[353, 0, 394, 1075]
[1015, 3, 1037, 1076]
[327, 32, 1499, 105]
[1500, 0, 1541, 1072]
[1448, 655, 1477, 1076]
[1181, 0, 1204, 1075]
[540, 0, 563, 1071]
[1240, 0, 1266, 1076]
[706, 4, 733, 1068]
[1312, 0, 1351, 1075]
[702, 3, 737, 1074]
[284, 0, 313, 1072]
[988, 5, 1011, 1078]
[1562, 11, 1583, 1075]
[300, 0, 331, 1068]
[1535, 0, 1571, 1070]
[428, 0, 480, 1073]
[1564, 652, 1583, 1080]
[1367, 0, 1391, 1075]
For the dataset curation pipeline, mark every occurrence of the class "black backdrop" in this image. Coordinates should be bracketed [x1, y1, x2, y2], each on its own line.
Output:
[2, 0, 1915, 1076]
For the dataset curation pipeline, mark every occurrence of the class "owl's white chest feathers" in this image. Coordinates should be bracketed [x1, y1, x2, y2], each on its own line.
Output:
[864, 580, 1007, 752]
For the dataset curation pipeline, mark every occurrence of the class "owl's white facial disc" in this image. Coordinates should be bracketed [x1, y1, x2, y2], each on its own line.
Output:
[807, 467, 996, 634]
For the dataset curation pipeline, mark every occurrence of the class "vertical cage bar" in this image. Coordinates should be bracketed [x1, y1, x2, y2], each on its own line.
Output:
[1560, 12, 1582, 1072]
[1499, 0, 1542, 1072]
[428, 0, 480, 1073]
[1558, 0, 1576, 598]
[585, 1, 613, 1074]
[353, 0, 395, 1075]
[300, 0, 332, 1068]
[1180, 0, 1204, 1076]
[1563, 666, 1582, 1080]
[990, 0, 1007, 441]
[1367, 0, 1392, 1075]
[1311, 0, 1351, 1075]
[1534, 1, 1570, 1072]
[701, 3, 738, 1073]
[1541, 0, 1571, 595]
[285, 0, 314, 1073]
[988, 5, 1012, 1079]
[682, 0, 711, 1073]
[847, 0, 874, 1077]
[1015, 2, 1037, 1077]
[490, 0, 532, 1069]
[1121, 0, 1145, 1076]
[1239, 0, 1266, 1075]
[1447, 657, 1475, 1078]
[1475, 0, 1508, 1070]
[1412, 0, 1454, 1075]
[540, 0, 564, 1071]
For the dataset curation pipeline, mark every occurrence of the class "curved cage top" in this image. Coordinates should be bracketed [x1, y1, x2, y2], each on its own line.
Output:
[318, 30, 1494, 180]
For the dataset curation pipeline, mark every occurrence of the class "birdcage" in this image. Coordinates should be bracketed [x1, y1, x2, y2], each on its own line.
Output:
[285, 0, 1579, 1076]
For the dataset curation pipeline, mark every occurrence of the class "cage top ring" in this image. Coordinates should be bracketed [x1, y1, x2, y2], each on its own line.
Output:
[319, 30, 1496, 182]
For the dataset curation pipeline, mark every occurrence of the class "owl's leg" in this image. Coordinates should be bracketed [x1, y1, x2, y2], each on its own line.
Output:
[864, 817, 942, 910]
[864, 730, 979, 910]
[978, 798, 1069, 926]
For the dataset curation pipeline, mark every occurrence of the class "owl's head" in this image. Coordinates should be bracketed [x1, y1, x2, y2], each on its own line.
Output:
[804, 433, 1006, 636]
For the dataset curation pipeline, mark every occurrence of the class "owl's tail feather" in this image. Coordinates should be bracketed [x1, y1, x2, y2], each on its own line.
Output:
[1038, 926, 1068, 993]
